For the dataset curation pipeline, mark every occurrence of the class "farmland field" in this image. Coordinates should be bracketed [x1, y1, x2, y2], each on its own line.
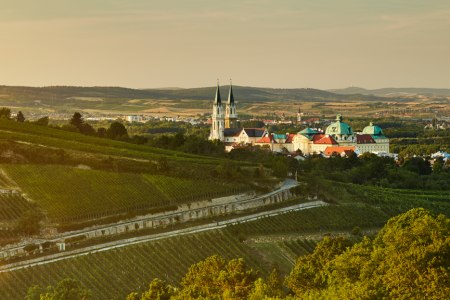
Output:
[1, 165, 246, 223]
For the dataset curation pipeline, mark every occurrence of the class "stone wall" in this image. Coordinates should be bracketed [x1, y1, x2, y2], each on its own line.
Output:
[0, 186, 296, 260]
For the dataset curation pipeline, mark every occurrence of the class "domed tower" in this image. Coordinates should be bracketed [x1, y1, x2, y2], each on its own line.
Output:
[363, 121, 390, 153]
[209, 81, 225, 141]
[363, 122, 384, 136]
[325, 114, 355, 144]
[225, 80, 238, 128]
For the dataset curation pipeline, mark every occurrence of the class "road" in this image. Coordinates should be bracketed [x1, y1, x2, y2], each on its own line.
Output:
[0, 200, 327, 273]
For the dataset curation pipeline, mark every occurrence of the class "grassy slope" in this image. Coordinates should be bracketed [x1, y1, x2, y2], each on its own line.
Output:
[0, 119, 219, 164]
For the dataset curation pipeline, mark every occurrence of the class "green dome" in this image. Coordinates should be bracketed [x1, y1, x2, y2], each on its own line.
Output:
[325, 115, 353, 135]
[363, 122, 383, 135]
[299, 127, 318, 134]
[299, 127, 318, 139]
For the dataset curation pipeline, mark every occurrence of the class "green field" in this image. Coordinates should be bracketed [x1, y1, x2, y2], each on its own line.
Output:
[1, 165, 246, 223]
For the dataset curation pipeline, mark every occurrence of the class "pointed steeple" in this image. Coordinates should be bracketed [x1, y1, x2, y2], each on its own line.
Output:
[228, 79, 234, 104]
[214, 79, 221, 104]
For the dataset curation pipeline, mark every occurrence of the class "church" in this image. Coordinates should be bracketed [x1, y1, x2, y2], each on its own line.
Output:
[208, 83, 389, 155]
[208, 82, 267, 152]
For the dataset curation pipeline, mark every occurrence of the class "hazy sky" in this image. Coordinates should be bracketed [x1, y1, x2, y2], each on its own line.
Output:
[0, 0, 449, 89]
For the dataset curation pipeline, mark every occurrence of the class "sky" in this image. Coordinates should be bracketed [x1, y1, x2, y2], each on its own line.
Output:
[0, 0, 449, 89]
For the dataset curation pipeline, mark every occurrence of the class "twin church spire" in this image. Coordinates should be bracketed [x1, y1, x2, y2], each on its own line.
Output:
[213, 79, 235, 105]
[210, 80, 238, 141]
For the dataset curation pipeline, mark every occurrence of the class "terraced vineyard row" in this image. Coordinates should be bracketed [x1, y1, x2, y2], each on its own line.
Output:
[281, 239, 317, 258]
[0, 230, 261, 300]
[228, 205, 390, 237]
[0, 193, 35, 221]
[336, 183, 450, 216]
[145, 174, 247, 203]
[1, 165, 244, 223]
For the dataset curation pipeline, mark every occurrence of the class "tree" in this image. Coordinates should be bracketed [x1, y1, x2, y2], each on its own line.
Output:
[97, 127, 107, 138]
[286, 208, 450, 299]
[402, 157, 432, 175]
[106, 122, 128, 139]
[79, 123, 96, 136]
[34, 116, 49, 126]
[70, 112, 83, 130]
[16, 111, 25, 122]
[25, 285, 43, 300]
[0, 107, 11, 119]
[285, 236, 351, 297]
[433, 157, 444, 173]
[139, 278, 175, 300]
[176, 255, 258, 299]
[27, 278, 91, 300]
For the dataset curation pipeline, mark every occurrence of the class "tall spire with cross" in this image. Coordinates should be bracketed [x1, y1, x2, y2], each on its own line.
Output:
[209, 79, 224, 141]
[214, 78, 221, 104]
[225, 79, 238, 128]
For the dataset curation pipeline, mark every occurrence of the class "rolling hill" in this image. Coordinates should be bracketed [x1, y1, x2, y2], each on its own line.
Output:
[328, 86, 450, 97]
[0, 85, 386, 109]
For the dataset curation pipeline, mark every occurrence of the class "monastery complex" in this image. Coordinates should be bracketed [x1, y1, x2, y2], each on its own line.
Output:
[209, 83, 390, 156]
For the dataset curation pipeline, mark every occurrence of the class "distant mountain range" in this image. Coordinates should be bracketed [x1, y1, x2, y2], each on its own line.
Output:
[328, 87, 450, 97]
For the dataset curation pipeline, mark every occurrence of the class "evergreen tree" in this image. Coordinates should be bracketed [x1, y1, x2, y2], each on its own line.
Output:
[0, 107, 11, 119]
[16, 111, 25, 122]
[70, 112, 83, 130]
[106, 122, 128, 139]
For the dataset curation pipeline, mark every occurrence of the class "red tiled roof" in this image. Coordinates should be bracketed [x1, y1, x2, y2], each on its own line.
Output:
[312, 134, 338, 145]
[256, 135, 275, 143]
[285, 133, 296, 143]
[324, 146, 356, 156]
[356, 134, 376, 144]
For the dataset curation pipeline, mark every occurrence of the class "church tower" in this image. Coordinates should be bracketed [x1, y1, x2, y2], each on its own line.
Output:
[225, 80, 238, 128]
[296, 105, 302, 123]
[209, 81, 225, 141]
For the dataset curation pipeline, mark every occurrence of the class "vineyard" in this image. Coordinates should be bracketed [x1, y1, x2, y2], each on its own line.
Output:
[144, 174, 245, 203]
[0, 118, 219, 164]
[1, 165, 246, 223]
[0, 193, 35, 221]
[334, 182, 450, 216]
[0, 230, 261, 300]
[0, 203, 402, 299]
[227, 205, 390, 237]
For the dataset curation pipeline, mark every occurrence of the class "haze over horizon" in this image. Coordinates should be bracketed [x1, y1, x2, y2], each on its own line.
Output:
[1, 0, 449, 90]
